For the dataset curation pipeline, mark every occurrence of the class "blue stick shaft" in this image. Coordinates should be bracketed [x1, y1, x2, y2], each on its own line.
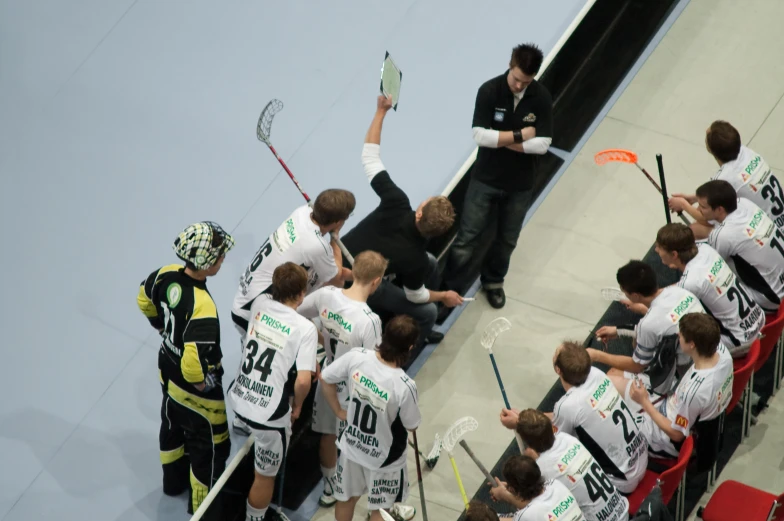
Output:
[489, 352, 511, 409]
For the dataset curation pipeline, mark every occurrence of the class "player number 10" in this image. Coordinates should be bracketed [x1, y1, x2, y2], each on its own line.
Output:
[350, 398, 378, 435]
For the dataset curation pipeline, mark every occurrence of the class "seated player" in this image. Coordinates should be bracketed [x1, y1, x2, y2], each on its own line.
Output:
[232, 188, 356, 338]
[669, 120, 784, 234]
[501, 342, 647, 494]
[691, 180, 784, 314]
[655, 223, 764, 357]
[489, 455, 586, 521]
[226, 263, 318, 521]
[513, 409, 628, 521]
[589, 261, 705, 397]
[626, 313, 733, 458]
[296, 250, 386, 507]
[320, 316, 421, 521]
[464, 501, 501, 521]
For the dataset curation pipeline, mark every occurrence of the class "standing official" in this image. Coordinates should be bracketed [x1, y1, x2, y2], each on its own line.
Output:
[137, 221, 235, 518]
[444, 43, 553, 309]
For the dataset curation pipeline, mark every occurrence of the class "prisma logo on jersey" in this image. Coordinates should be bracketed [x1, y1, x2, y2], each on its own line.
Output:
[669, 295, 697, 323]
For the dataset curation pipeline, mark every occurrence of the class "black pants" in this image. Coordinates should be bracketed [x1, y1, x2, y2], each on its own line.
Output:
[445, 178, 534, 291]
[366, 252, 440, 346]
[159, 367, 230, 518]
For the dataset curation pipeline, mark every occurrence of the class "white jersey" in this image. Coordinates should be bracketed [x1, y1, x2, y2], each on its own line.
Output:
[553, 367, 647, 494]
[712, 145, 784, 230]
[228, 298, 318, 429]
[634, 286, 705, 394]
[536, 432, 628, 521]
[512, 479, 585, 521]
[708, 197, 784, 313]
[232, 204, 338, 329]
[643, 344, 733, 457]
[679, 243, 765, 350]
[321, 348, 421, 471]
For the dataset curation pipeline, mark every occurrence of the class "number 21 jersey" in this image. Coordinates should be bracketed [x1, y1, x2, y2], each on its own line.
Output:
[321, 348, 421, 471]
[228, 297, 317, 429]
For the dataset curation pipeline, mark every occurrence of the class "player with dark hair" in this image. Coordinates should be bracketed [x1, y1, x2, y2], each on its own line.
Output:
[626, 313, 733, 458]
[228, 262, 318, 521]
[489, 455, 585, 521]
[670, 120, 784, 231]
[320, 315, 422, 521]
[442, 42, 554, 311]
[501, 342, 647, 494]
[589, 261, 705, 397]
[137, 221, 234, 517]
[297, 250, 386, 507]
[655, 223, 764, 357]
[689, 180, 784, 314]
[464, 501, 500, 521]
[511, 409, 629, 521]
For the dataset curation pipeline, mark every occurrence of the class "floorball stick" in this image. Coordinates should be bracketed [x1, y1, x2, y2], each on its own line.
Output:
[594, 149, 690, 225]
[408, 433, 442, 469]
[600, 287, 625, 301]
[412, 431, 429, 521]
[442, 417, 479, 509]
[256, 99, 355, 265]
[481, 318, 525, 453]
[458, 440, 494, 486]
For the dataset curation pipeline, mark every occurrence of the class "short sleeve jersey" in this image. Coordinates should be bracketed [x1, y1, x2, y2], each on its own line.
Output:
[232, 204, 338, 328]
[708, 197, 784, 312]
[228, 298, 317, 429]
[298, 286, 383, 407]
[634, 286, 705, 394]
[512, 480, 586, 521]
[321, 348, 421, 471]
[644, 344, 734, 457]
[711, 145, 784, 230]
[552, 367, 647, 493]
[536, 432, 629, 521]
[678, 243, 765, 348]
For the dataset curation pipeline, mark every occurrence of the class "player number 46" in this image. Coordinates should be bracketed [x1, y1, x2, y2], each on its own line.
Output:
[241, 339, 276, 382]
[584, 462, 616, 503]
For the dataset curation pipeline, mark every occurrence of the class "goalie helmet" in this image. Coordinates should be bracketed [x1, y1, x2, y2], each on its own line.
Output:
[173, 221, 235, 271]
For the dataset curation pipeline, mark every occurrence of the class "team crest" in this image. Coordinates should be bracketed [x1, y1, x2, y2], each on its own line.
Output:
[523, 113, 536, 122]
[493, 110, 504, 122]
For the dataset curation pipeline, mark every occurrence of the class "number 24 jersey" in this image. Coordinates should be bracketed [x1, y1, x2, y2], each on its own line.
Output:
[228, 297, 317, 429]
[321, 348, 421, 472]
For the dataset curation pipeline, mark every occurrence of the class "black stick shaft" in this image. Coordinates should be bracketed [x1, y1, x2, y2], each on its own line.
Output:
[458, 440, 494, 485]
[656, 154, 672, 225]
[412, 431, 429, 521]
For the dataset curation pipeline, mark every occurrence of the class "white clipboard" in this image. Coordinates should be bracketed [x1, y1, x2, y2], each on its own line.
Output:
[380, 51, 403, 111]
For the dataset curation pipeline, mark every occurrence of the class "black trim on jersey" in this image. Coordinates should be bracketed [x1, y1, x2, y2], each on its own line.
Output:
[381, 412, 408, 468]
[701, 300, 741, 347]
[731, 254, 780, 307]
[645, 334, 679, 392]
[394, 469, 405, 502]
[231, 311, 249, 332]
[574, 426, 627, 481]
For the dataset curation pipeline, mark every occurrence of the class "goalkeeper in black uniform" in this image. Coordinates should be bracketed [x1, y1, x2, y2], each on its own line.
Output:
[137, 221, 235, 517]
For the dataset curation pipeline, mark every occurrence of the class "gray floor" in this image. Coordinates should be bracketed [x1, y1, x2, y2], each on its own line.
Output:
[0, 1, 590, 520]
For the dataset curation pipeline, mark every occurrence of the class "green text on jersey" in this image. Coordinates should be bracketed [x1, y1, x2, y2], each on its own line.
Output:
[322, 308, 353, 333]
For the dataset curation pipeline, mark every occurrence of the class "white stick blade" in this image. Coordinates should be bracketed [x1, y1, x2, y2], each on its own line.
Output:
[481, 317, 512, 350]
[601, 287, 625, 301]
[443, 416, 479, 452]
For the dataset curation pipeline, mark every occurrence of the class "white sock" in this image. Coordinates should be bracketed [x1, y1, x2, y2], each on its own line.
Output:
[245, 500, 267, 521]
[321, 465, 337, 493]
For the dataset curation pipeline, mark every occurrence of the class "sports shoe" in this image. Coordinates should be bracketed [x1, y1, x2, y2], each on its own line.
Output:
[369, 504, 416, 520]
[318, 477, 337, 507]
[232, 416, 251, 436]
[268, 509, 291, 521]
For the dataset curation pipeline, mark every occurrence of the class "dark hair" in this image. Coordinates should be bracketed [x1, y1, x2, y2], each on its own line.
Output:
[616, 260, 658, 296]
[656, 224, 698, 264]
[679, 313, 721, 358]
[465, 501, 499, 521]
[510, 43, 544, 76]
[554, 342, 590, 386]
[378, 315, 419, 367]
[706, 121, 741, 163]
[271, 262, 308, 303]
[516, 409, 555, 454]
[418, 196, 456, 238]
[695, 180, 738, 213]
[312, 189, 356, 225]
[503, 455, 545, 502]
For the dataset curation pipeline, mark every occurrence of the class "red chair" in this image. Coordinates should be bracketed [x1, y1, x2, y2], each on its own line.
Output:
[628, 436, 694, 521]
[755, 306, 784, 403]
[729, 339, 760, 438]
[698, 480, 783, 521]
